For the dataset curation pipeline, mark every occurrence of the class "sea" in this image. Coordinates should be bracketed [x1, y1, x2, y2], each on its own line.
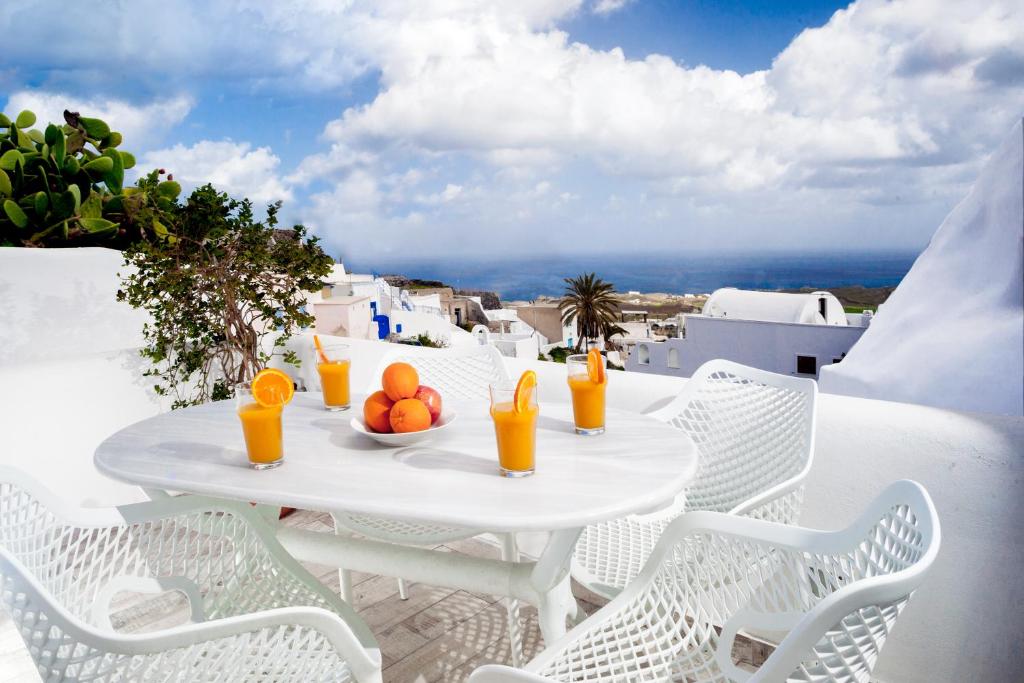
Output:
[346, 250, 920, 302]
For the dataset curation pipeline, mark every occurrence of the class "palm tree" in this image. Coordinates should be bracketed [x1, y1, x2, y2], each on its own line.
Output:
[559, 272, 621, 351]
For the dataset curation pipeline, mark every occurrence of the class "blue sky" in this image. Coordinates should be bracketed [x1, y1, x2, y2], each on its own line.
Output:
[2, 1, 1022, 261]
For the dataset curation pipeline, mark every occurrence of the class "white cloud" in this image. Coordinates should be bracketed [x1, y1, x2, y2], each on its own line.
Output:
[324, 0, 1023, 202]
[593, 0, 634, 16]
[3, 91, 192, 150]
[140, 140, 291, 204]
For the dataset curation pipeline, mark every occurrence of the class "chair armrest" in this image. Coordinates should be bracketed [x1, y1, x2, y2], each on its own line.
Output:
[106, 607, 383, 683]
[715, 608, 808, 682]
[469, 664, 558, 683]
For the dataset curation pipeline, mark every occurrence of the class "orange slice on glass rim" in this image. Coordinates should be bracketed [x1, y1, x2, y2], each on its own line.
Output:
[587, 348, 606, 384]
[513, 370, 537, 413]
[252, 368, 295, 407]
[313, 334, 329, 363]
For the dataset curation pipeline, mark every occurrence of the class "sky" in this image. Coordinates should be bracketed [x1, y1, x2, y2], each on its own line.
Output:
[2, 0, 1022, 262]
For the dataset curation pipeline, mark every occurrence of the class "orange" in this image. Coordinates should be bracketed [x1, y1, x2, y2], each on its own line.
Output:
[389, 398, 431, 433]
[364, 390, 395, 433]
[313, 334, 329, 363]
[381, 362, 420, 402]
[587, 348, 606, 384]
[251, 368, 295, 407]
[513, 370, 537, 413]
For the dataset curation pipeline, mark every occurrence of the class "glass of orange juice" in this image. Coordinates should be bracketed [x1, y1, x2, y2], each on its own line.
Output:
[236, 382, 284, 469]
[567, 352, 607, 435]
[489, 380, 538, 477]
[317, 342, 351, 411]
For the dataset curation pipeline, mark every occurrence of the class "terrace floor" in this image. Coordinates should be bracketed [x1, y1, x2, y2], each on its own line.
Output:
[0, 509, 773, 682]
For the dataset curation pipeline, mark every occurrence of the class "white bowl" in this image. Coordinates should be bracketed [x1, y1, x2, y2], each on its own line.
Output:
[350, 408, 456, 447]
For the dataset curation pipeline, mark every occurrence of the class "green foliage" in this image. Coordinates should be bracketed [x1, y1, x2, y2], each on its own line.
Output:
[546, 345, 574, 363]
[415, 333, 448, 348]
[118, 186, 334, 408]
[559, 272, 621, 352]
[0, 107, 164, 247]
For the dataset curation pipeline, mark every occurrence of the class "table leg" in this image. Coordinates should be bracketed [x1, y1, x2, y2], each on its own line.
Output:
[274, 524, 585, 646]
[500, 533, 523, 668]
[530, 528, 583, 645]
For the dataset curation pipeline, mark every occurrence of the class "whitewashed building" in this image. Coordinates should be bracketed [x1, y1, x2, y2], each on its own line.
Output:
[625, 289, 870, 378]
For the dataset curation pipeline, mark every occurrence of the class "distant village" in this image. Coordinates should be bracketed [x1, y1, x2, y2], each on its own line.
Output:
[309, 264, 888, 380]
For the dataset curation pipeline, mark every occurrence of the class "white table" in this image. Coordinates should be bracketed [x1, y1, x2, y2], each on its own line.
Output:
[95, 392, 697, 643]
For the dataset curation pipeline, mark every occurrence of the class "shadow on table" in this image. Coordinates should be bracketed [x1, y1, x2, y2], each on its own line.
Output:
[392, 447, 498, 476]
[155, 441, 250, 469]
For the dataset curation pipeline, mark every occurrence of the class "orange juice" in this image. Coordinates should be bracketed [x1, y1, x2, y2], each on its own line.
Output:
[490, 401, 539, 476]
[318, 360, 351, 410]
[238, 402, 283, 467]
[568, 374, 607, 433]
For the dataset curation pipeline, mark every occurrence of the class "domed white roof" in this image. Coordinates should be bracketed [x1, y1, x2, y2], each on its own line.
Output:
[702, 288, 847, 325]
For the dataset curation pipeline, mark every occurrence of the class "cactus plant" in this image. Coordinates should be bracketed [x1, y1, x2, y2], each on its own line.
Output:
[0, 107, 173, 247]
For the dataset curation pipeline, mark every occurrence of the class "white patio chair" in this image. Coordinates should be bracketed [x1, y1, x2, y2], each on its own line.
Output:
[470, 479, 941, 683]
[0, 466, 382, 683]
[331, 344, 512, 588]
[573, 359, 817, 600]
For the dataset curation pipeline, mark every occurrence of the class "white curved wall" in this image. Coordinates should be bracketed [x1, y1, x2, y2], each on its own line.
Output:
[821, 118, 1024, 416]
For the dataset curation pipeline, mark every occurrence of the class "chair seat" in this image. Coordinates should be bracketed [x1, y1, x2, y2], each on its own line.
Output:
[572, 515, 672, 600]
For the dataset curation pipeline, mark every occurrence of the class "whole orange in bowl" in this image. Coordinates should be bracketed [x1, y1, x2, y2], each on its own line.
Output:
[363, 391, 395, 433]
[381, 362, 419, 401]
[389, 398, 432, 433]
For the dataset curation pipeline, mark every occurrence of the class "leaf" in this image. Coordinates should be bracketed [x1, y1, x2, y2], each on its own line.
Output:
[3, 199, 28, 228]
[0, 113, 9, 127]
[53, 132, 65, 163]
[33, 191, 47, 215]
[157, 180, 182, 198]
[68, 184, 81, 211]
[14, 110, 36, 128]
[53, 190, 76, 219]
[102, 148, 124, 193]
[80, 191, 102, 219]
[0, 169, 10, 197]
[44, 124, 60, 146]
[119, 151, 136, 169]
[83, 156, 114, 174]
[152, 218, 169, 238]
[78, 217, 118, 234]
[79, 117, 110, 139]
[0, 149, 23, 171]
[15, 127, 32, 150]
[65, 131, 85, 156]
[63, 156, 80, 174]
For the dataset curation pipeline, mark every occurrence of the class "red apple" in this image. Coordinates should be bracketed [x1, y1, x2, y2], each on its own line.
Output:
[414, 385, 443, 424]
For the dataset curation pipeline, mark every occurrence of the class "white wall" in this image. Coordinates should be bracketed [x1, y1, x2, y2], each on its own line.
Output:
[0, 247, 149, 366]
[0, 248, 162, 505]
[820, 118, 1024, 416]
[626, 316, 866, 378]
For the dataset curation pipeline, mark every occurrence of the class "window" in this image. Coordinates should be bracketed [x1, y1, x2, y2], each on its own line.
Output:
[796, 355, 817, 375]
[637, 344, 650, 365]
[667, 347, 680, 369]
